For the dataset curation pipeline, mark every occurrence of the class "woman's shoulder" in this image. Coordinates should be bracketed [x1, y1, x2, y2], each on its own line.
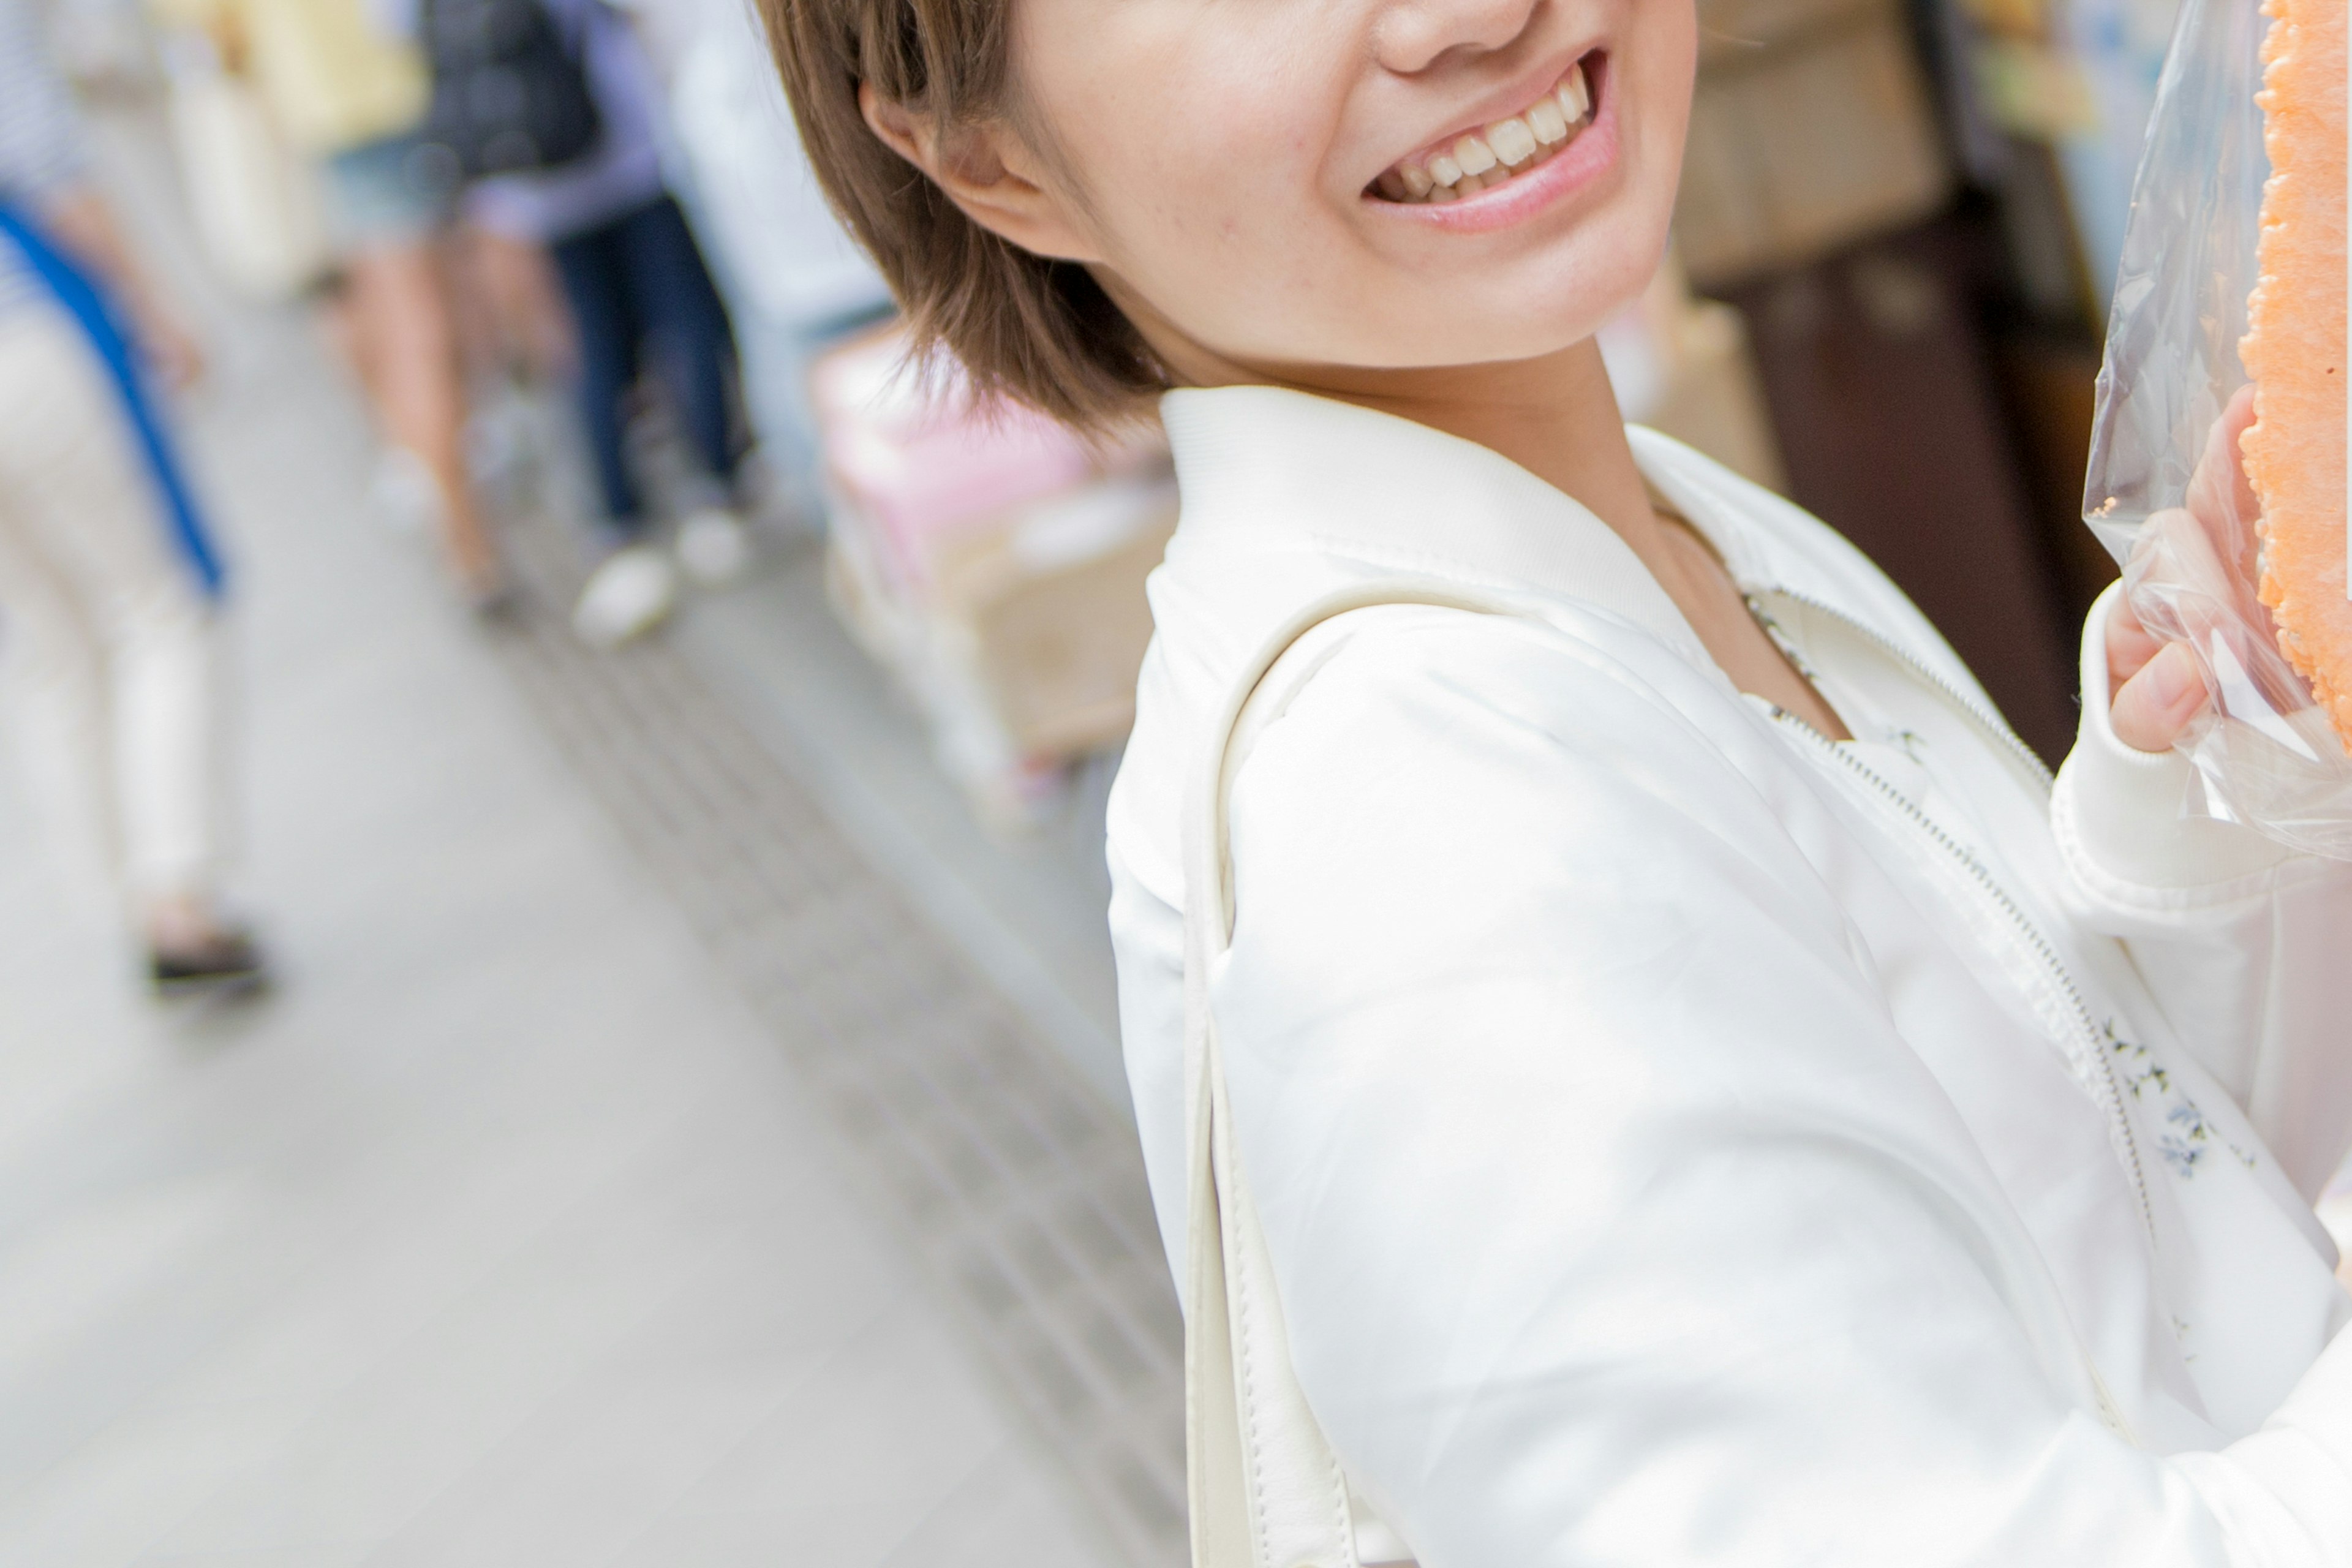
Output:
[1226, 601, 1801, 875]
[1256, 597, 1736, 758]
[1216, 603, 1874, 1031]
[1109, 590, 1737, 914]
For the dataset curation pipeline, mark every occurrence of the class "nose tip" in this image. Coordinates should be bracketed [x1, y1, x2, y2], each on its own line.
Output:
[1373, 0, 1545, 77]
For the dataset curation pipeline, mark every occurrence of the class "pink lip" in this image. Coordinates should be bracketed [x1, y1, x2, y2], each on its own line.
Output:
[1368, 56, 1620, 236]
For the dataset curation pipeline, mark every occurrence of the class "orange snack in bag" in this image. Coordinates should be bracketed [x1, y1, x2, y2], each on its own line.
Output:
[2242, 0, 2349, 742]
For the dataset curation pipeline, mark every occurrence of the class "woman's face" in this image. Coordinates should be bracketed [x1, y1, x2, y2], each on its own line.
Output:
[1007, 0, 1697, 382]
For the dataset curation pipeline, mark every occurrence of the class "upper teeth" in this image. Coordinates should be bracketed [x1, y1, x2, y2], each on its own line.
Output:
[1378, 61, 1593, 204]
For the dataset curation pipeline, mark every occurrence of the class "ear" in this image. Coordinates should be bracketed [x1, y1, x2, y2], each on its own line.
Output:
[859, 83, 1101, 263]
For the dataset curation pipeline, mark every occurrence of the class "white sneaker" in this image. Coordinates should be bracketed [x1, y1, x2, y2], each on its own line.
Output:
[571, 546, 678, 649]
[674, 507, 754, 587]
[466, 392, 539, 493]
[369, 448, 443, 535]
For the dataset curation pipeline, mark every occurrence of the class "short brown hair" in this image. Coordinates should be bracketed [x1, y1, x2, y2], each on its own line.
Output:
[760, 0, 1163, 427]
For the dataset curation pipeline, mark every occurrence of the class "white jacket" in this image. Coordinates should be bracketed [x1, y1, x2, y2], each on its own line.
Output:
[1105, 386, 2352, 1565]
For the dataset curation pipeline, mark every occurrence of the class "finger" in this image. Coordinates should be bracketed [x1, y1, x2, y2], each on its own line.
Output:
[2106, 593, 2164, 695]
[2124, 506, 2236, 643]
[2111, 639, 2211, 753]
[2185, 386, 2262, 576]
[2217, 385, 2261, 522]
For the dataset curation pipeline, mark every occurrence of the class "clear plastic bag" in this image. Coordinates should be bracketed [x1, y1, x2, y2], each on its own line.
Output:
[2083, 0, 2352, 858]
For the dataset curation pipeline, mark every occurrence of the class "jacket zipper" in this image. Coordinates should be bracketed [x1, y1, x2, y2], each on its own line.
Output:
[1754, 682, 2155, 1245]
[1766, 707, 2151, 1442]
[1753, 588, 2057, 796]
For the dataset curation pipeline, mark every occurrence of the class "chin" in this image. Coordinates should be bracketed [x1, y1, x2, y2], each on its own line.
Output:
[1374, 244, 1670, 369]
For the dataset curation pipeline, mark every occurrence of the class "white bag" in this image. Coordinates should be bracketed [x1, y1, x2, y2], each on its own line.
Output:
[166, 61, 330, 300]
[1180, 580, 1529, 1568]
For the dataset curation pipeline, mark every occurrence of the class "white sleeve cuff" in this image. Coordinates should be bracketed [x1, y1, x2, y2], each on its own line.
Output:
[2051, 582, 2294, 895]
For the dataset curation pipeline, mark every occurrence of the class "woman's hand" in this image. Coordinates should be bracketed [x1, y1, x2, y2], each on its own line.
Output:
[40, 187, 206, 389]
[2106, 386, 2264, 753]
[134, 307, 206, 390]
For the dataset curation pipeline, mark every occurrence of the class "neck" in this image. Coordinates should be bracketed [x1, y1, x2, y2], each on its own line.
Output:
[1289, 342, 1655, 540]
[1139, 317, 1668, 567]
[1128, 307, 1853, 737]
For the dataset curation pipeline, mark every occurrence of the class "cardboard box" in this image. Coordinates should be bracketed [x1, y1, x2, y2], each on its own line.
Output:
[823, 477, 1174, 829]
[1697, 0, 1888, 57]
[810, 326, 1177, 826]
[935, 481, 1178, 759]
[1677, 0, 1953, 286]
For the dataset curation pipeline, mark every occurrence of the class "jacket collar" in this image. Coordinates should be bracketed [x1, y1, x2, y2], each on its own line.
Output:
[1159, 385, 1991, 707]
[1159, 385, 1714, 669]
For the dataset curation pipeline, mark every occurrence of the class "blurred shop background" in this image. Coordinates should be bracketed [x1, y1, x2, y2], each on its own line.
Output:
[0, 0, 2266, 1563]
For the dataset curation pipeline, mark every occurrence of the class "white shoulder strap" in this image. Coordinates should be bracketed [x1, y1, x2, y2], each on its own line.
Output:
[1180, 580, 1534, 1568]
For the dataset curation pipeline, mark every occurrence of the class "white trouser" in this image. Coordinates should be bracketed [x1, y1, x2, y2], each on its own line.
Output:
[0, 304, 224, 913]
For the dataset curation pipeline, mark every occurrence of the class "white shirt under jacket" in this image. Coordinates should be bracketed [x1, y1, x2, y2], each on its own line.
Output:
[1104, 386, 2352, 1565]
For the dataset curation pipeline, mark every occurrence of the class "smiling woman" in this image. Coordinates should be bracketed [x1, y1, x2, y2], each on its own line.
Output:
[757, 0, 2352, 1563]
[762, 0, 1695, 415]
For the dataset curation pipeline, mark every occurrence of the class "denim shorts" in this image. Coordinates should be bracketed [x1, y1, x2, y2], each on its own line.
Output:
[321, 134, 457, 250]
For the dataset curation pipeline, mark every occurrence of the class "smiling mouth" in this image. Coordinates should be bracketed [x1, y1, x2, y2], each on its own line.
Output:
[1368, 55, 1600, 205]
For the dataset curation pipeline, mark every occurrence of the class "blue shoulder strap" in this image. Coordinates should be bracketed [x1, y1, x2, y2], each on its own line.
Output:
[0, 199, 226, 600]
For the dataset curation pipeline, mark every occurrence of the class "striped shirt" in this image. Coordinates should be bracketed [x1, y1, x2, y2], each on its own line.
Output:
[0, 0, 91, 318]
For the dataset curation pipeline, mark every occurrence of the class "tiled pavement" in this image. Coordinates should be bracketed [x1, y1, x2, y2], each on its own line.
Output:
[0, 107, 1176, 1567]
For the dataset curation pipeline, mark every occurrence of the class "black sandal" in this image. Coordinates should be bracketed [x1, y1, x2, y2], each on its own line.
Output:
[149, 930, 270, 998]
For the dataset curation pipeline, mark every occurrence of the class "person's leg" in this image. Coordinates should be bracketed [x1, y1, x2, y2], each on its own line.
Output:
[316, 270, 373, 404]
[0, 313, 130, 907]
[550, 216, 682, 646]
[343, 241, 503, 600]
[464, 228, 576, 386]
[0, 474, 118, 913]
[0, 312, 251, 979]
[547, 219, 647, 538]
[613, 197, 743, 500]
[97, 559, 228, 963]
[608, 197, 762, 585]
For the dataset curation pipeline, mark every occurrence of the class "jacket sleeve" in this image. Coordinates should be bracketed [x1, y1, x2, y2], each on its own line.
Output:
[1218, 615, 2352, 1568]
[2051, 584, 2352, 1200]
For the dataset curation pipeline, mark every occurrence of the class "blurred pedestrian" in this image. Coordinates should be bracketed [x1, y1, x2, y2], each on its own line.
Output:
[647, 0, 891, 530]
[469, 0, 752, 649]
[158, 0, 507, 609]
[0, 0, 264, 993]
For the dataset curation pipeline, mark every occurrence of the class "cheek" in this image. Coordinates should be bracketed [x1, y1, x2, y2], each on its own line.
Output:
[1623, 5, 1698, 168]
[1075, 73, 1350, 322]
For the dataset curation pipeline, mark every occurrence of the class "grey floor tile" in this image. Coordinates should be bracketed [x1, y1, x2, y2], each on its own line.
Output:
[658, 1305, 1014, 1526]
[0, 1400, 303, 1568]
[605, 1507, 856, 1567]
[358, 1363, 806, 1568]
[878, 1446, 1111, 1568]
[138, 1553, 367, 1568]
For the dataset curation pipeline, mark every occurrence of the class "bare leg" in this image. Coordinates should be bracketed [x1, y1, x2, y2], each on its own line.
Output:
[343, 243, 503, 597]
[464, 227, 576, 385]
[317, 272, 375, 405]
